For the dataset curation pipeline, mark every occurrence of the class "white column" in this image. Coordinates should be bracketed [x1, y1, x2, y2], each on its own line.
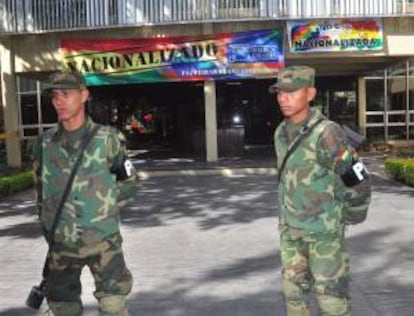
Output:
[204, 80, 218, 162]
[358, 76, 367, 137]
[202, 22, 218, 162]
[1, 39, 22, 167]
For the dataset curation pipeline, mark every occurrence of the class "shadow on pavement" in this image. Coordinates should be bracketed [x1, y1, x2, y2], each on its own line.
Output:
[122, 175, 278, 230]
[370, 174, 414, 196]
[1, 169, 414, 315]
[128, 290, 284, 316]
[347, 228, 414, 316]
[0, 221, 43, 238]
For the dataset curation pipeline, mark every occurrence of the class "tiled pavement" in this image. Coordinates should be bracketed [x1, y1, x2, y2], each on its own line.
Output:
[0, 154, 413, 315]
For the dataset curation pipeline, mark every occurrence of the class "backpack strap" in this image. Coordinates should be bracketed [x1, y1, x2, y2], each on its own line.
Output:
[277, 118, 325, 182]
[46, 125, 100, 244]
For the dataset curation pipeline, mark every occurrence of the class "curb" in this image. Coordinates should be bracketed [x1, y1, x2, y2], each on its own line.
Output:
[137, 167, 278, 179]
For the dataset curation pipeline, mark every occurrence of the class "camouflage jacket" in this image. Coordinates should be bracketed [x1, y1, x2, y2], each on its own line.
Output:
[274, 109, 355, 238]
[33, 117, 135, 248]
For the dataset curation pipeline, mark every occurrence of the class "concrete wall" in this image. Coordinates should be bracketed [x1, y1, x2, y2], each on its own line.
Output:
[10, 21, 282, 75]
[2, 17, 414, 166]
[9, 17, 414, 76]
[384, 17, 414, 56]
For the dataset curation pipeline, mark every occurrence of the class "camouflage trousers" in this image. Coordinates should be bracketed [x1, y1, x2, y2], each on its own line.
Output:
[280, 231, 351, 316]
[45, 234, 133, 316]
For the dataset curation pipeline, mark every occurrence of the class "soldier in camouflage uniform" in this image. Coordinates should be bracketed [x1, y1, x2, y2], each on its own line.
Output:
[33, 71, 135, 315]
[269, 66, 363, 315]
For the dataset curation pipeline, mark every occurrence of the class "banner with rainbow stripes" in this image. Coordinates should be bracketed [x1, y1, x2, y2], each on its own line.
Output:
[287, 19, 383, 53]
[60, 29, 284, 85]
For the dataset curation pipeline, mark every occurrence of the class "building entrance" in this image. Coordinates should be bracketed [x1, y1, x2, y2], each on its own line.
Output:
[88, 79, 283, 159]
[87, 76, 360, 159]
[215, 79, 282, 157]
[17, 74, 361, 161]
[88, 82, 205, 158]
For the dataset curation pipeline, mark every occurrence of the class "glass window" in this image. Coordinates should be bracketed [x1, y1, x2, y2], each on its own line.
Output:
[18, 75, 60, 139]
[366, 79, 385, 111]
[388, 113, 406, 123]
[41, 95, 57, 124]
[218, 0, 259, 8]
[408, 77, 414, 110]
[388, 61, 407, 76]
[366, 127, 385, 142]
[388, 126, 407, 140]
[329, 91, 357, 127]
[365, 59, 414, 140]
[23, 127, 39, 138]
[216, 79, 278, 146]
[409, 58, 414, 76]
[366, 114, 384, 124]
[387, 75, 406, 111]
[20, 95, 38, 125]
[19, 77, 37, 93]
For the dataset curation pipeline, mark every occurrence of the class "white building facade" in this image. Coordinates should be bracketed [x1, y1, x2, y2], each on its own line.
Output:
[1, 0, 414, 166]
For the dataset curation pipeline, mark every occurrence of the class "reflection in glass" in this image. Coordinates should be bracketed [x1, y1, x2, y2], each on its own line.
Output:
[20, 95, 38, 125]
[409, 76, 414, 110]
[388, 126, 407, 140]
[366, 114, 384, 123]
[41, 94, 57, 124]
[387, 75, 406, 111]
[19, 77, 37, 93]
[23, 127, 39, 137]
[365, 60, 414, 141]
[366, 79, 384, 111]
[388, 113, 406, 123]
[366, 127, 384, 142]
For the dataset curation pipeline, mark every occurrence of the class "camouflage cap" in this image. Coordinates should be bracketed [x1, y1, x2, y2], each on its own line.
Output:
[43, 71, 86, 92]
[269, 65, 315, 93]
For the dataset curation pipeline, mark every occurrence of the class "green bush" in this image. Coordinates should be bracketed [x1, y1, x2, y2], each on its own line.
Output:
[0, 170, 34, 196]
[405, 164, 414, 187]
[384, 158, 414, 187]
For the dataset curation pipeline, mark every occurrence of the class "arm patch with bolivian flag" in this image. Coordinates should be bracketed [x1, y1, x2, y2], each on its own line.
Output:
[318, 122, 372, 225]
[337, 148, 370, 187]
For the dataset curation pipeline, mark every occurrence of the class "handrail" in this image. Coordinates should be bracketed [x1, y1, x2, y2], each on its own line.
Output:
[0, 0, 411, 35]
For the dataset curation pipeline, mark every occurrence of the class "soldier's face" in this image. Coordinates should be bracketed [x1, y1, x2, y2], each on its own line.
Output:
[51, 88, 89, 123]
[276, 87, 316, 124]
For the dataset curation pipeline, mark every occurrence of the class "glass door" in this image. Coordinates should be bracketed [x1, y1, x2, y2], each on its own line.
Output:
[329, 90, 358, 130]
[314, 76, 358, 130]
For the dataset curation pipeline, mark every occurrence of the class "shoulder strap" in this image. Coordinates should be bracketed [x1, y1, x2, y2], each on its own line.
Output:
[277, 118, 325, 182]
[46, 125, 100, 245]
[38, 125, 101, 288]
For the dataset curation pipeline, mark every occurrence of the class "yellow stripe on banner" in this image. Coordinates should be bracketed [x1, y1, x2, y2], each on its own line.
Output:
[0, 131, 19, 140]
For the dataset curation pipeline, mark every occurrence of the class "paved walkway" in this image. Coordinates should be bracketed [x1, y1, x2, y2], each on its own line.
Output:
[0, 154, 413, 315]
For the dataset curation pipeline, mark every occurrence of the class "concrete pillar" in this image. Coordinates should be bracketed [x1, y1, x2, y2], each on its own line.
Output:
[204, 80, 218, 162]
[358, 76, 367, 136]
[1, 39, 21, 167]
[202, 22, 218, 162]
